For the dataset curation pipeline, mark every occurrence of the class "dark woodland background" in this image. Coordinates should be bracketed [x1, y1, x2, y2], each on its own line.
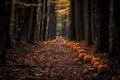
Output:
[0, 0, 120, 79]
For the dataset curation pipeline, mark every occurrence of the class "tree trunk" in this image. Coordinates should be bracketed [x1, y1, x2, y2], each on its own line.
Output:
[96, 0, 110, 53]
[42, 0, 48, 41]
[70, 0, 76, 41]
[87, 0, 93, 46]
[39, 0, 44, 40]
[111, 0, 120, 58]
[47, 2, 56, 40]
[27, 0, 38, 43]
[79, 0, 85, 41]
[91, 0, 96, 42]
[0, 0, 12, 64]
[75, 0, 80, 41]
[83, 0, 93, 46]
[14, 4, 26, 44]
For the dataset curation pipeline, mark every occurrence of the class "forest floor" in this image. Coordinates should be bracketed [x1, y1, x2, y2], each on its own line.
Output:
[0, 37, 120, 80]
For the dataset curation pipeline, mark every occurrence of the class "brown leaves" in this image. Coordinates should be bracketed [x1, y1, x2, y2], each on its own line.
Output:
[0, 37, 120, 79]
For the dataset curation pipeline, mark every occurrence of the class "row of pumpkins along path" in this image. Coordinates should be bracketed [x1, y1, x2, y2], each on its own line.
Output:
[66, 41, 109, 73]
[45, 36, 109, 74]
[44, 36, 120, 80]
[0, 36, 120, 80]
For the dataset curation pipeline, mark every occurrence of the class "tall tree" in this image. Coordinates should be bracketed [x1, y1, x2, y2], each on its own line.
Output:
[0, 0, 12, 64]
[91, 0, 96, 42]
[42, 0, 48, 41]
[39, 0, 44, 40]
[79, 0, 85, 41]
[74, 0, 80, 41]
[23, 1, 32, 42]
[47, 1, 56, 40]
[96, 0, 110, 53]
[14, 3, 26, 44]
[83, 0, 93, 46]
[70, 0, 76, 41]
[27, 0, 38, 43]
[111, 0, 120, 58]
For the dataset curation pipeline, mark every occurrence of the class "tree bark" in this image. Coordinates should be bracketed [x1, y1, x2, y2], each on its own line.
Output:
[74, 0, 80, 41]
[111, 0, 120, 58]
[42, 0, 48, 41]
[83, 0, 93, 46]
[0, 0, 12, 64]
[96, 0, 110, 53]
[27, 0, 38, 43]
[47, 2, 56, 40]
[70, 0, 76, 41]
[39, 0, 44, 40]
[91, 0, 96, 42]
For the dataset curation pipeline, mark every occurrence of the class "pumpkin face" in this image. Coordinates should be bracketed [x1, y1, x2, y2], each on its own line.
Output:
[93, 61, 101, 70]
[78, 53, 86, 60]
[83, 55, 92, 63]
[97, 64, 109, 73]
[91, 57, 100, 66]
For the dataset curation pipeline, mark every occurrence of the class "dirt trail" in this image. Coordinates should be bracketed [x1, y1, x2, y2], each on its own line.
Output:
[0, 37, 116, 80]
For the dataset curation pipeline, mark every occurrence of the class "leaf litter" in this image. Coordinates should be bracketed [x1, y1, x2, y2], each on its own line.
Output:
[0, 37, 120, 80]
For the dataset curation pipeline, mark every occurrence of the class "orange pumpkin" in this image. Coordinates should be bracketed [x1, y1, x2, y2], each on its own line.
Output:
[72, 45, 76, 51]
[75, 43, 80, 46]
[78, 53, 86, 60]
[70, 44, 73, 49]
[77, 49, 86, 53]
[66, 43, 70, 47]
[83, 55, 92, 63]
[91, 57, 100, 66]
[93, 61, 101, 70]
[75, 47, 81, 52]
[97, 64, 109, 73]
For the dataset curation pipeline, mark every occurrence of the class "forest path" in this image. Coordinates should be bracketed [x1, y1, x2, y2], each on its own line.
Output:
[0, 37, 118, 80]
